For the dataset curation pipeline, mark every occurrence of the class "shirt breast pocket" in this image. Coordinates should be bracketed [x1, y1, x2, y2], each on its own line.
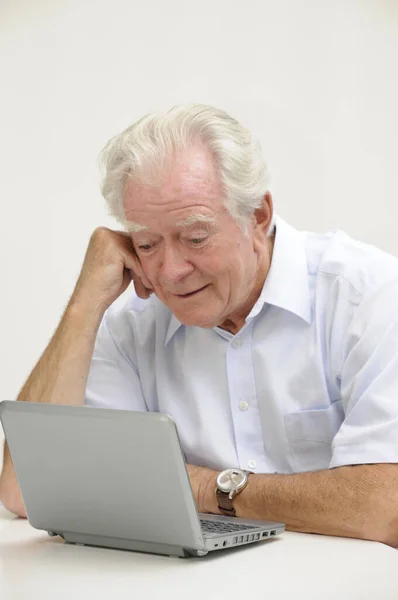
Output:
[284, 401, 344, 472]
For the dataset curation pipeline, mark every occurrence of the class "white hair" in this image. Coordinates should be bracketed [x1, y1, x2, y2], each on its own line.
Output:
[99, 104, 273, 235]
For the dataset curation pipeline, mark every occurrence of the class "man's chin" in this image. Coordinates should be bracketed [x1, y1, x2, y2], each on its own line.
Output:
[167, 306, 219, 329]
[157, 291, 221, 328]
[174, 314, 216, 328]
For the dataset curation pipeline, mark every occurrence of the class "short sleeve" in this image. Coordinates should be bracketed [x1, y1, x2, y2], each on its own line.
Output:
[85, 313, 147, 412]
[330, 276, 398, 467]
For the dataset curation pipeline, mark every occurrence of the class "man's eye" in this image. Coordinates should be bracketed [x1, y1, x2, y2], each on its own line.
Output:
[138, 244, 153, 251]
[189, 237, 207, 245]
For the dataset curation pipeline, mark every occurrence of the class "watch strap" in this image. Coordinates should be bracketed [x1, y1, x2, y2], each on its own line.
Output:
[215, 489, 236, 517]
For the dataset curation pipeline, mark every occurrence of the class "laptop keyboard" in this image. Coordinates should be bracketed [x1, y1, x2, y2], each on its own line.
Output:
[200, 519, 257, 535]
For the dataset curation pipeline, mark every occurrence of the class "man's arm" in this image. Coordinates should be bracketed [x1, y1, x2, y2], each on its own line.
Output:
[0, 228, 151, 517]
[0, 302, 103, 517]
[193, 463, 398, 547]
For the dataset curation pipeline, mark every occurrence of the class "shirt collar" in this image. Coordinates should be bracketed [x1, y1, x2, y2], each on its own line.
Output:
[164, 214, 312, 346]
[255, 215, 312, 324]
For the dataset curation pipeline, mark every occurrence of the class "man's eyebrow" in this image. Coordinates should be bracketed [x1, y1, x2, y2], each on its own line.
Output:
[125, 221, 149, 233]
[124, 213, 216, 233]
[174, 214, 216, 228]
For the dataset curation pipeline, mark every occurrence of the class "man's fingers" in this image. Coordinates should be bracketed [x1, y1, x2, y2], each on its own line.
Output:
[122, 244, 153, 290]
[129, 270, 152, 299]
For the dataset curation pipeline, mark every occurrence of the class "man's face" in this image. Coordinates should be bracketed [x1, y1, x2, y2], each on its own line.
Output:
[123, 147, 269, 329]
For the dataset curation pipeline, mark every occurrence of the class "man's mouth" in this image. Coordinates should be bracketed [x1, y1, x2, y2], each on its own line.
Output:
[175, 285, 209, 298]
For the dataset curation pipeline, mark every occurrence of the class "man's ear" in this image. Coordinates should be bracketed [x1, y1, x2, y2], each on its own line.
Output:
[253, 192, 273, 235]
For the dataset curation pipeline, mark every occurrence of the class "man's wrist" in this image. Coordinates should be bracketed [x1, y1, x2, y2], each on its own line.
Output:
[211, 469, 256, 517]
[233, 473, 274, 519]
[66, 296, 105, 333]
[232, 473, 254, 518]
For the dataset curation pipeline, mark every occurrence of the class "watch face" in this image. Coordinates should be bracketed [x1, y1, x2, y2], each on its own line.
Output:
[217, 469, 247, 493]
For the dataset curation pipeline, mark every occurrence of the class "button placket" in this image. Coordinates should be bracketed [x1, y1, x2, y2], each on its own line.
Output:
[226, 323, 269, 473]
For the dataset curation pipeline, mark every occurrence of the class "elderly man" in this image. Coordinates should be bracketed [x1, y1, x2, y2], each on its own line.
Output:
[1, 104, 398, 545]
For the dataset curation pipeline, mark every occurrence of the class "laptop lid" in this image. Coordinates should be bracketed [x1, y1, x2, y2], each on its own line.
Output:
[0, 401, 206, 551]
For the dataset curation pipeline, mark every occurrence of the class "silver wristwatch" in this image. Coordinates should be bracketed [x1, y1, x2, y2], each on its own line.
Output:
[215, 468, 250, 517]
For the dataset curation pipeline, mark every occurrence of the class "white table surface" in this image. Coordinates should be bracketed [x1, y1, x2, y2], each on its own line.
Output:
[1, 507, 397, 600]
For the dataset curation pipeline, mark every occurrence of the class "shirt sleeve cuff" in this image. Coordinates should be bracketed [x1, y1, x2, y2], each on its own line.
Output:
[330, 442, 398, 468]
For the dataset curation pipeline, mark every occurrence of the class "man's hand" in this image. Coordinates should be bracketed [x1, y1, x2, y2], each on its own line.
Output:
[72, 227, 154, 314]
[186, 464, 219, 514]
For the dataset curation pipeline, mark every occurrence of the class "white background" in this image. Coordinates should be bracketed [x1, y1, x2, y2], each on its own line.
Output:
[0, 0, 397, 407]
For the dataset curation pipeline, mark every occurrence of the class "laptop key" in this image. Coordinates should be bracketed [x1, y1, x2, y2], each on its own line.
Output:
[200, 520, 257, 534]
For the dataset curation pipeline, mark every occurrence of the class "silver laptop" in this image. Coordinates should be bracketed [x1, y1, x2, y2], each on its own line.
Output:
[0, 400, 284, 557]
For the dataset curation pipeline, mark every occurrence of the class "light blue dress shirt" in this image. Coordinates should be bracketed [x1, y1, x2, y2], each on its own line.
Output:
[85, 215, 398, 474]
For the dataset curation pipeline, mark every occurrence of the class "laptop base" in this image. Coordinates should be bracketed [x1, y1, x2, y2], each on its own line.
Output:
[53, 530, 207, 558]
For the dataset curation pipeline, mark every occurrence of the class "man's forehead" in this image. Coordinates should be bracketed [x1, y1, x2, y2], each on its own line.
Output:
[123, 158, 225, 233]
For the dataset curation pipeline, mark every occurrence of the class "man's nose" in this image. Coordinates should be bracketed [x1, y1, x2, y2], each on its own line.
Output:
[159, 244, 194, 284]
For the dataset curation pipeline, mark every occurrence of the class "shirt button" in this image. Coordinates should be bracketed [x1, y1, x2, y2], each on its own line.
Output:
[248, 460, 256, 470]
[239, 400, 249, 411]
[231, 338, 242, 349]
